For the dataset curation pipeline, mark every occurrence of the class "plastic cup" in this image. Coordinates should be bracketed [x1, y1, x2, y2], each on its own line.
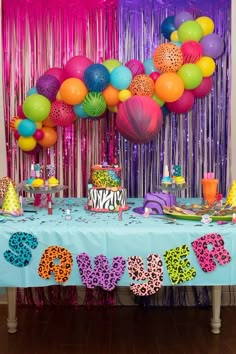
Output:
[201, 179, 219, 205]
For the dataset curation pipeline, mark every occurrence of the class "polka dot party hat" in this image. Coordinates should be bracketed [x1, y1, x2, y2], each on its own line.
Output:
[0, 181, 23, 216]
[225, 180, 236, 206]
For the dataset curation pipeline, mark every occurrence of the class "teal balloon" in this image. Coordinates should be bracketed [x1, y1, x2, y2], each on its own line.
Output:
[178, 20, 203, 43]
[110, 66, 132, 90]
[26, 87, 38, 96]
[18, 119, 36, 137]
[73, 103, 89, 118]
[177, 64, 203, 89]
[172, 41, 182, 47]
[83, 92, 106, 117]
[23, 94, 51, 122]
[143, 58, 156, 75]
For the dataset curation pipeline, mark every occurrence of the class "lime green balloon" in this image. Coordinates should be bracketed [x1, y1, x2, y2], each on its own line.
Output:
[103, 59, 122, 73]
[152, 93, 165, 107]
[178, 20, 203, 43]
[83, 92, 107, 117]
[177, 64, 203, 89]
[23, 94, 51, 122]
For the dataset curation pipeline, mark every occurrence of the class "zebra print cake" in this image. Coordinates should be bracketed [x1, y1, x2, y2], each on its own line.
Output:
[86, 187, 128, 212]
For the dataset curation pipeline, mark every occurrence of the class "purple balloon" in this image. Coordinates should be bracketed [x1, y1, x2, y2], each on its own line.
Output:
[200, 34, 224, 59]
[174, 11, 194, 29]
[36, 74, 60, 101]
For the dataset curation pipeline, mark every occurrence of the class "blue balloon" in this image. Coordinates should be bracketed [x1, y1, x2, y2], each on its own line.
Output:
[83, 64, 110, 92]
[18, 119, 36, 137]
[110, 66, 132, 90]
[26, 87, 38, 96]
[73, 103, 89, 118]
[161, 105, 170, 118]
[172, 41, 182, 47]
[161, 16, 176, 40]
[143, 58, 156, 75]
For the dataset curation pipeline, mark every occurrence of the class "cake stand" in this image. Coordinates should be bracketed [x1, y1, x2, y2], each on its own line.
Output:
[157, 184, 189, 193]
[17, 183, 68, 208]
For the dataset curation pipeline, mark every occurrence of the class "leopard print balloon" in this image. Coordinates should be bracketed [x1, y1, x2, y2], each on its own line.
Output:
[129, 74, 154, 97]
[153, 43, 183, 73]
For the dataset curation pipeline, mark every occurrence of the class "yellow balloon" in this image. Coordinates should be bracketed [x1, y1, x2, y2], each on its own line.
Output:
[107, 105, 118, 113]
[195, 16, 214, 36]
[35, 121, 43, 129]
[118, 89, 132, 102]
[56, 90, 62, 101]
[196, 56, 216, 77]
[18, 136, 37, 151]
[170, 30, 179, 42]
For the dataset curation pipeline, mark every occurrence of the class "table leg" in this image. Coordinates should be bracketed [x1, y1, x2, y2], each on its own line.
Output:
[211, 285, 222, 334]
[7, 287, 17, 334]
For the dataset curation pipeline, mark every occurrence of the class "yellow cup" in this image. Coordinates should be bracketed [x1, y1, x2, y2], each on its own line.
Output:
[201, 179, 219, 205]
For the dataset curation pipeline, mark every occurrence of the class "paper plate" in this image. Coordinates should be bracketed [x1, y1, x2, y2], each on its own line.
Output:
[163, 210, 233, 222]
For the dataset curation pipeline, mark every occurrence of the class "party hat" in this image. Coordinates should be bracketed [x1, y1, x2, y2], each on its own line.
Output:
[1, 181, 23, 215]
[225, 180, 236, 206]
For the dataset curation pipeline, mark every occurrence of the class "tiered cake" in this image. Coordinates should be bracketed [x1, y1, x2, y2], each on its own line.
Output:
[86, 164, 128, 212]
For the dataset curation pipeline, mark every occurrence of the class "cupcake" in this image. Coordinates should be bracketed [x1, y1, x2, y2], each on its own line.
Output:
[161, 176, 172, 188]
[175, 176, 186, 188]
[48, 176, 59, 188]
[32, 178, 44, 188]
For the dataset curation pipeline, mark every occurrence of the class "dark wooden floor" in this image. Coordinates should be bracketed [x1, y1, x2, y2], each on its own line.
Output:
[1, 305, 236, 354]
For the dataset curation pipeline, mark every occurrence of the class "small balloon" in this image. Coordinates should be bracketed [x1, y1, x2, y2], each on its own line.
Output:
[155, 73, 184, 102]
[190, 76, 213, 98]
[174, 11, 194, 29]
[195, 16, 214, 36]
[110, 66, 132, 90]
[18, 136, 37, 152]
[177, 64, 203, 89]
[102, 85, 120, 106]
[64, 55, 93, 80]
[60, 78, 88, 105]
[196, 56, 216, 77]
[200, 33, 224, 59]
[178, 21, 203, 43]
[23, 94, 51, 122]
[33, 129, 44, 141]
[18, 119, 37, 137]
[73, 103, 89, 118]
[38, 127, 57, 148]
[125, 59, 145, 77]
[143, 58, 157, 75]
[161, 16, 176, 40]
[102, 59, 122, 73]
[118, 89, 132, 102]
[166, 90, 195, 114]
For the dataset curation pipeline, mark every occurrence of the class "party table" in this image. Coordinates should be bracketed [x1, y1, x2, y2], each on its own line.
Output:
[0, 198, 233, 334]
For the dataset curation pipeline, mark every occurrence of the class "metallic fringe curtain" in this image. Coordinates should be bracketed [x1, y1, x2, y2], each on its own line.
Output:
[118, 0, 231, 198]
[2, 0, 119, 197]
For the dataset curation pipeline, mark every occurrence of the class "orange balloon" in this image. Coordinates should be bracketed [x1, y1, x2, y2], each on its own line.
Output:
[38, 127, 57, 148]
[42, 114, 56, 127]
[155, 73, 184, 102]
[60, 78, 88, 105]
[102, 85, 120, 106]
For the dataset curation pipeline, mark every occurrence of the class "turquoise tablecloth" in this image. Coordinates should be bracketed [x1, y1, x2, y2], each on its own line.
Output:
[0, 198, 235, 287]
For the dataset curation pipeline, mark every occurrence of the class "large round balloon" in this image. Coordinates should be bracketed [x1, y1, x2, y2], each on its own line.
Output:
[116, 96, 163, 144]
[50, 101, 75, 127]
[153, 43, 183, 73]
[190, 76, 213, 98]
[129, 74, 154, 96]
[200, 33, 224, 59]
[44, 67, 65, 84]
[38, 127, 57, 148]
[18, 119, 36, 137]
[174, 11, 194, 29]
[181, 40, 203, 63]
[83, 64, 110, 92]
[195, 16, 214, 36]
[166, 90, 195, 114]
[161, 16, 176, 40]
[64, 55, 93, 80]
[60, 78, 88, 105]
[178, 20, 203, 42]
[36, 74, 60, 101]
[23, 94, 51, 122]
[18, 136, 37, 151]
[83, 92, 107, 117]
[110, 66, 132, 90]
[155, 73, 184, 102]
[177, 64, 203, 89]
[125, 59, 145, 77]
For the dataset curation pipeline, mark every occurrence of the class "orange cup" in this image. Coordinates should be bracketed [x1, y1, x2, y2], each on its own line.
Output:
[201, 179, 219, 205]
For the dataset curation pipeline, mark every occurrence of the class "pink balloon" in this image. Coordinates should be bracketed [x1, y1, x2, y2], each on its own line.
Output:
[166, 90, 194, 114]
[44, 67, 65, 84]
[190, 77, 213, 98]
[181, 40, 203, 64]
[51, 100, 75, 127]
[149, 72, 161, 82]
[14, 130, 21, 140]
[33, 129, 44, 140]
[17, 105, 26, 119]
[125, 59, 145, 77]
[64, 56, 93, 80]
